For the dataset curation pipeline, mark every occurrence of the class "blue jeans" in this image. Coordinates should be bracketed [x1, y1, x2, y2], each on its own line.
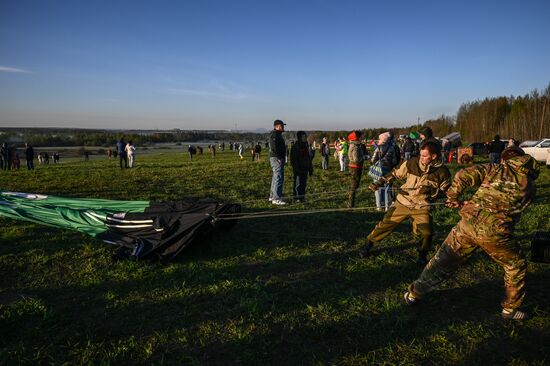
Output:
[293, 173, 308, 200]
[375, 184, 392, 209]
[322, 155, 329, 170]
[26, 159, 34, 170]
[270, 157, 285, 200]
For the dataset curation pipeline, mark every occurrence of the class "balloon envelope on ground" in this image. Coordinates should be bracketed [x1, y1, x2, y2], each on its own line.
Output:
[0, 191, 240, 262]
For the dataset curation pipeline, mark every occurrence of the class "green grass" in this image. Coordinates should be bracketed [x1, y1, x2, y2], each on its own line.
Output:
[1, 151, 549, 365]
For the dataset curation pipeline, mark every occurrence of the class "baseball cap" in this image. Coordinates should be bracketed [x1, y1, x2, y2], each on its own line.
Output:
[274, 119, 286, 126]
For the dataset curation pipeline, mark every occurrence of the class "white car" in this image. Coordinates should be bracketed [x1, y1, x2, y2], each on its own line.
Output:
[521, 139, 550, 162]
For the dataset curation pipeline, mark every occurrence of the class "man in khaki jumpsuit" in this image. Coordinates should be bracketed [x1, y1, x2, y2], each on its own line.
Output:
[360, 141, 451, 264]
[404, 146, 540, 320]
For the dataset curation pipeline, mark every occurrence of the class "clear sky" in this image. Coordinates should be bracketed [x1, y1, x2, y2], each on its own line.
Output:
[1, 0, 549, 131]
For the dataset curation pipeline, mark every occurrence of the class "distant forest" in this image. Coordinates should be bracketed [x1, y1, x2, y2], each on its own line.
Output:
[2, 82, 549, 146]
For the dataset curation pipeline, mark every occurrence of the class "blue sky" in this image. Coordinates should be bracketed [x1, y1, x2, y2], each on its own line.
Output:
[1, 0, 549, 130]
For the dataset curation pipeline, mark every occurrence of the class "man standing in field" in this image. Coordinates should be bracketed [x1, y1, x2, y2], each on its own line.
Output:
[487, 134, 506, 164]
[24, 142, 34, 170]
[360, 141, 451, 264]
[347, 131, 367, 208]
[269, 120, 287, 205]
[116, 138, 127, 169]
[404, 146, 540, 320]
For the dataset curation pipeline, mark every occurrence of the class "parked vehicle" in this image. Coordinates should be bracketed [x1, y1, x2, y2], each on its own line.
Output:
[467, 142, 488, 155]
[521, 139, 550, 162]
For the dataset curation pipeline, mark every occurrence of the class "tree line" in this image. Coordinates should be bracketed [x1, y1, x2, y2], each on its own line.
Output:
[2, 82, 549, 146]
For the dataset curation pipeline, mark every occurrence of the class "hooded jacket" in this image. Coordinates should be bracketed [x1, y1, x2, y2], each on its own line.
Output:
[290, 140, 313, 175]
[382, 157, 451, 209]
[447, 155, 540, 228]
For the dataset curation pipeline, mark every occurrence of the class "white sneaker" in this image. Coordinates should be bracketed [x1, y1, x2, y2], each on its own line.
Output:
[268, 197, 273, 202]
[272, 199, 287, 205]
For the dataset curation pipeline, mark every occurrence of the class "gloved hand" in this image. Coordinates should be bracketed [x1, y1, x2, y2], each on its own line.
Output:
[417, 186, 432, 195]
[445, 198, 463, 208]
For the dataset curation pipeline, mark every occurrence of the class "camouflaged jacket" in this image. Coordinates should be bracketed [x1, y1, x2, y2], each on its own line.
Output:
[383, 157, 451, 209]
[447, 155, 540, 231]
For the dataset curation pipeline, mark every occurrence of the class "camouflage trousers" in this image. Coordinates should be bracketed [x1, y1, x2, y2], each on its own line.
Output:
[348, 167, 363, 208]
[367, 201, 432, 251]
[409, 218, 527, 310]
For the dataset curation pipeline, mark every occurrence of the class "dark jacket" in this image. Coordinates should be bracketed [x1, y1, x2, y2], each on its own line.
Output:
[488, 139, 505, 154]
[321, 142, 330, 157]
[24, 146, 34, 160]
[290, 141, 313, 175]
[269, 130, 286, 159]
[403, 139, 415, 153]
[372, 142, 400, 172]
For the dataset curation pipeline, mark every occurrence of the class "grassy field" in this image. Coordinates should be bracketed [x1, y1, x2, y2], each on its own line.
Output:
[1, 150, 549, 365]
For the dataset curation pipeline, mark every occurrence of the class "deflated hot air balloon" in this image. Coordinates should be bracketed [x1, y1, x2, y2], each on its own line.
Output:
[0, 191, 240, 263]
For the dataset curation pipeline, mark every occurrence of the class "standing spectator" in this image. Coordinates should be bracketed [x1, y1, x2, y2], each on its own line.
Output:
[269, 119, 287, 205]
[24, 143, 35, 170]
[339, 137, 349, 172]
[238, 144, 244, 160]
[211, 145, 216, 157]
[334, 139, 341, 161]
[347, 131, 367, 208]
[402, 136, 415, 161]
[125, 141, 136, 168]
[371, 132, 400, 211]
[12, 151, 20, 170]
[250, 145, 256, 161]
[254, 142, 262, 161]
[38, 152, 44, 165]
[84, 151, 89, 161]
[221, 142, 225, 151]
[320, 137, 330, 170]
[107, 149, 113, 159]
[116, 138, 127, 169]
[404, 147, 539, 320]
[419, 126, 441, 148]
[290, 131, 313, 202]
[488, 135, 506, 164]
[188, 145, 196, 160]
[442, 139, 451, 163]
[53, 152, 60, 163]
[361, 141, 451, 264]
[1, 143, 10, 170]
[197, 146, 203, 155]
[43, 152, 50, 165]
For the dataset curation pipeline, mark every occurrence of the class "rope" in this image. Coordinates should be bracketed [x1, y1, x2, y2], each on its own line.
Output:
[216, 202, 447, 220]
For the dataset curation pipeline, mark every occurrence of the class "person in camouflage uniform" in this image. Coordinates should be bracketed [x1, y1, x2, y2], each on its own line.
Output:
[404, 146, 540, 320]
[360, 141, 452, 264]
[347, 131, 367, 208]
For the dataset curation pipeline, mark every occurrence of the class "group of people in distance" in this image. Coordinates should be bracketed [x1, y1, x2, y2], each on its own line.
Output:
[0, 142, 59, 171]
[267, 119, 541, 321]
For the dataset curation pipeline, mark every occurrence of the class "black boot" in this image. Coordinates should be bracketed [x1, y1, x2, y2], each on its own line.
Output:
[359, 241, 374, 258]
